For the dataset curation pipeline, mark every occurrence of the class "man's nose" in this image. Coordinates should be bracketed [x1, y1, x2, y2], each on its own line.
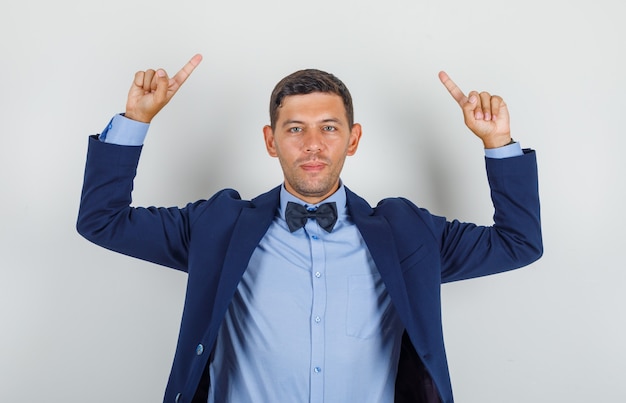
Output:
[303, 130, 323, 153]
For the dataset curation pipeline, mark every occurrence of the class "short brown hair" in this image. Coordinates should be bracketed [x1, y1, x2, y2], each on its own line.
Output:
[269, 69, 354, 129]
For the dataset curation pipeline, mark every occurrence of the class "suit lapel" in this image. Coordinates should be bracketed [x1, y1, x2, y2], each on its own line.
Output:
[345, 188, 412, 318]
[210, 186, 281, 321]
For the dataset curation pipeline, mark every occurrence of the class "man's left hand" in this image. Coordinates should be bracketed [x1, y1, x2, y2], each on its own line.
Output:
[439, 71, 512, 149]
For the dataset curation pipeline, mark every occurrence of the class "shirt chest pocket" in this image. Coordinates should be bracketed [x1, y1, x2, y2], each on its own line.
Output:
[346, 273, 390, 339]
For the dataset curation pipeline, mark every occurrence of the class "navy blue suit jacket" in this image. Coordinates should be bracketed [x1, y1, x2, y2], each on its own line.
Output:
[77, 136, 542, 403]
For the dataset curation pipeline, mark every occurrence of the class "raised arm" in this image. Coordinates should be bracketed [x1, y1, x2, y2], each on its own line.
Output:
[125, 54, 203, 123]
[77, 54, 205, 271]
[438, 71, 512, 149]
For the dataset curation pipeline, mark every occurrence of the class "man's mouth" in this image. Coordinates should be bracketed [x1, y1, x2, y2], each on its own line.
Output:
[300, 161, 326, 172]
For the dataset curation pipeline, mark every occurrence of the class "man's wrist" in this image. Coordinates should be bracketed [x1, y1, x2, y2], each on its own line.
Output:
[483, 135, 514, 149]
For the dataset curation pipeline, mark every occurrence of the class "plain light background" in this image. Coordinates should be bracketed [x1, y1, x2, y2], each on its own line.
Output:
[1, 0, 624, 402]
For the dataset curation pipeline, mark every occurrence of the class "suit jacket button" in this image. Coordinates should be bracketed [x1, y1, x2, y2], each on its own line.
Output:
[196, 344, 204, 355]
[175, 392, 182, 402]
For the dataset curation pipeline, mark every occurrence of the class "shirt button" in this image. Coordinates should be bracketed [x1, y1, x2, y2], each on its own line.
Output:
[314, 367, 322, 373]
[196, 344, 204, 355]
[315, 272, 321, 278]
[314, 316, 321, 323]
[311, 235, 319, 240]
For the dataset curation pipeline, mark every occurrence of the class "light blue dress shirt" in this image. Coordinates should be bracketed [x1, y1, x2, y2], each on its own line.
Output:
[98, 114, 523, 402]
[207, 185, 404, 403]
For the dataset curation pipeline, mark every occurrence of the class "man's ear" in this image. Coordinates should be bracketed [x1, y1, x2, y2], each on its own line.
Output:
[346, 123, 362, 156]
[263, 125, 278, 157]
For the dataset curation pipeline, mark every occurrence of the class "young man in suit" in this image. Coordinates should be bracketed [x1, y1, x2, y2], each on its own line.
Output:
[77, 54, 542, 403]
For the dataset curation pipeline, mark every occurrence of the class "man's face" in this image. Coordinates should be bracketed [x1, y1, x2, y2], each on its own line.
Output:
[263, 92, 362, 204]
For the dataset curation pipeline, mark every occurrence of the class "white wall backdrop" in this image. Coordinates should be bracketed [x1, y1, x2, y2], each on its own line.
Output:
[1, 0, 624, 402]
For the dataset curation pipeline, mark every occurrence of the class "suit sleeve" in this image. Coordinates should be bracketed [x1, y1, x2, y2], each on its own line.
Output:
[438, 149, 543, 283]
[76, 135, 202, 271]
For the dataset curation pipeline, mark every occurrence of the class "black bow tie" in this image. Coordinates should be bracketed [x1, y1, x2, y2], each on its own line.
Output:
[285, 201, 338, 233]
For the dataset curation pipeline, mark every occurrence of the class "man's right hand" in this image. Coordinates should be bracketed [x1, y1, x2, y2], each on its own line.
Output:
[125, 54, 203, 123]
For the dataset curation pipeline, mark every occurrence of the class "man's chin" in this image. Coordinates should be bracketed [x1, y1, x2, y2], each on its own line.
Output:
[294, 184, 338, 200]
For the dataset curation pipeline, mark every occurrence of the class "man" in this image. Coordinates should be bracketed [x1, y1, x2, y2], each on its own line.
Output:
[77, 54, 542, 403]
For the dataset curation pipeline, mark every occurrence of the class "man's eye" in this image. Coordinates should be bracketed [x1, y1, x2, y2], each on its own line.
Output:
[323, 126, 336, 131]
[289, 127, 303, 133]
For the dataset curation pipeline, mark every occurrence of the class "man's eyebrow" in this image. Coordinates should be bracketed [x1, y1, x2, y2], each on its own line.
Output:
[282, 119, 305, 127]
[281, 118, 343, 128]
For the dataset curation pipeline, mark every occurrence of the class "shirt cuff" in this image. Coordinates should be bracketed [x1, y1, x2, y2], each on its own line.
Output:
[484, 141, 523, 159]
[99, 114, 149, 146]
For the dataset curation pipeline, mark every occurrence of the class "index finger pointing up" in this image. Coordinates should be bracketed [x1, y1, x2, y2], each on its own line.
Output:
[438, 71, 467, 106]
[171, 53, 203, 88]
